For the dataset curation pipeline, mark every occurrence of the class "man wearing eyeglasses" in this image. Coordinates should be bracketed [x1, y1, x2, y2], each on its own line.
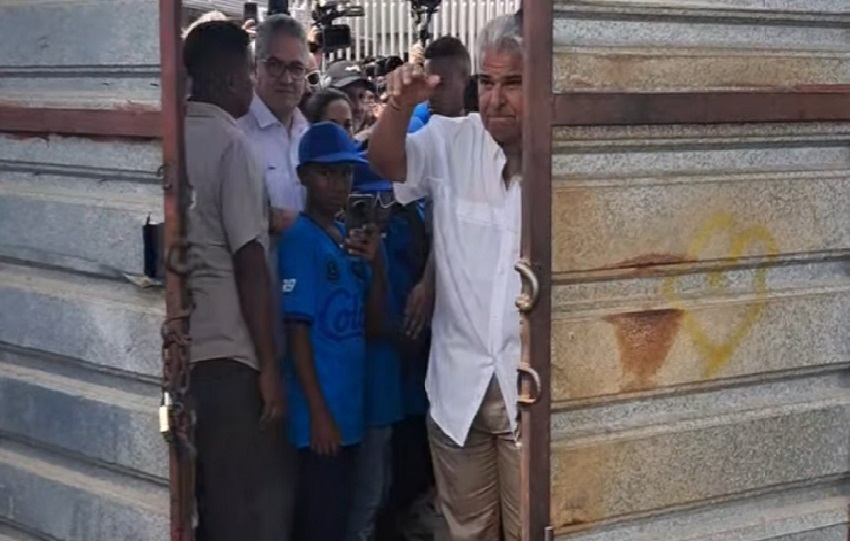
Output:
[238, 14, 310, 234]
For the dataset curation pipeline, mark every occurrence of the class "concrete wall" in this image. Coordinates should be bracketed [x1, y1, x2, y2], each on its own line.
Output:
[548, 1, 850, 540]
[0, 1, 168, 539]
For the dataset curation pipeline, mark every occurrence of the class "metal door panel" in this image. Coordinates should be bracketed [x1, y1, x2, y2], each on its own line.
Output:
[522, 1, 850, 540]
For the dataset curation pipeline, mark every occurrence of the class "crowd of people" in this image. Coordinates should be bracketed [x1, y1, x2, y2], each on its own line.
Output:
[182, 6, 524, 541]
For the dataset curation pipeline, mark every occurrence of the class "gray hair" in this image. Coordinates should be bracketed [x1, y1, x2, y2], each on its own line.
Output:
[475, 13, 523, 70]
[255, 14, 308, 61]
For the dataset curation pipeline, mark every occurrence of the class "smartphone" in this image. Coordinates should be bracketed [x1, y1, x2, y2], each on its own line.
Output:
[243, 0, 258, 23]
[345, 194, 375, 232]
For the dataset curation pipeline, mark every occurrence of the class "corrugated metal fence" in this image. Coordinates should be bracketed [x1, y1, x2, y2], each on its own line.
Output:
[291, 0, 519, 64]
[187, 0, 519, 65]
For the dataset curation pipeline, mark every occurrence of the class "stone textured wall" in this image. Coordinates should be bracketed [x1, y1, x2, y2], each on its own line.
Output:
[548, 1, 850, 540]
[0, 1, 168, 539]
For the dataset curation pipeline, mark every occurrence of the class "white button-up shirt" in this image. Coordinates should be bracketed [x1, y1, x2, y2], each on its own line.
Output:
[394, 114, 522, 446]
[238, 94, 309, 211]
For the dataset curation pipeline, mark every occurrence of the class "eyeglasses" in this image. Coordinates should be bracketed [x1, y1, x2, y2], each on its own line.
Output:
[261, 57, 307, 80]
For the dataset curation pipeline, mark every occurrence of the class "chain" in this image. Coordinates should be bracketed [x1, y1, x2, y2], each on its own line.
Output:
[160, 238, 196, 459]
[159, 149, 197, 541]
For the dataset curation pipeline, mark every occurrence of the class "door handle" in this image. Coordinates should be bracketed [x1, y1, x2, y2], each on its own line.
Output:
[517, 362, 542, 406]
[515, 260, 540, 314]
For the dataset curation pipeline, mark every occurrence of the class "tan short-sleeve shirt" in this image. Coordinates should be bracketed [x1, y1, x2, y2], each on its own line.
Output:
[185, 101, 269, 370]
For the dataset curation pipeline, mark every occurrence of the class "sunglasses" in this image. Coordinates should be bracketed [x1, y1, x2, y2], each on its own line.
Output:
[306, 70, 321, 87]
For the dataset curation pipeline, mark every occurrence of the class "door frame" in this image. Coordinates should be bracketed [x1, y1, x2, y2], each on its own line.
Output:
[519, 1, 555, 540]
[518, 3, 850, 540]
[158, 0, 194, 540]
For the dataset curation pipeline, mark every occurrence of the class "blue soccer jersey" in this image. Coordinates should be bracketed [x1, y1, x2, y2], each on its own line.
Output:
[278, 214, 371, 449]
[383, 203, 430, 416]
[362, 246, 404, 428]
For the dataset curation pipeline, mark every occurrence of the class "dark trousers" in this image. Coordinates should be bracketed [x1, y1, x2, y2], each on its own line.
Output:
[375, 414, 435, 541]
[293, 445, 359, 541]
[192, 359, 296, 541]
[390, 414, 433, 510]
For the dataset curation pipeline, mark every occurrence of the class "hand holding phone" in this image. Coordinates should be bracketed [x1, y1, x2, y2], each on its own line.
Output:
[345, 194, 377, 260]
[345, 194, 374, 232]
[346, 224, 380, 262]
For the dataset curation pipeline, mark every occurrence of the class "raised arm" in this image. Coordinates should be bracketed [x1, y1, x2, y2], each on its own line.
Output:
[367, 63, 440, 182]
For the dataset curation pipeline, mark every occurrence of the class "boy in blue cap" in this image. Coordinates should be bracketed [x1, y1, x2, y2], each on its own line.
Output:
[278, 122, 385, 541]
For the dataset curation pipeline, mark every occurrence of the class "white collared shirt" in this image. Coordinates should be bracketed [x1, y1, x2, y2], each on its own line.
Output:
[394, 114, 522, 446]
[237, 94, 309, 211]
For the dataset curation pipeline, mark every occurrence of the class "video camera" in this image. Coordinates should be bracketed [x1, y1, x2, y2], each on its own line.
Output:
[311, 0, 364, 53]
[363, 55, 404, 94]
[408, 0, 442, 46]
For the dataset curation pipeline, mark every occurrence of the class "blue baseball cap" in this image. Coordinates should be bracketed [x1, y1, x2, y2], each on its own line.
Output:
[353, 150, 393, 193]
[353, 121, 421, 191]
[298, 122, 369, 168]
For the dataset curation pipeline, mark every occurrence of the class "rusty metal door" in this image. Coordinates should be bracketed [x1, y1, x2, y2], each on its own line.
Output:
[159, 0, 195, 540]
[520, 2, 850, 540]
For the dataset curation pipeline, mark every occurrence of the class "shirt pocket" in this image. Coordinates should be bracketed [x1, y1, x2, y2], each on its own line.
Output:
[454, 198, 498, 226]
[451, 199, 504, 281]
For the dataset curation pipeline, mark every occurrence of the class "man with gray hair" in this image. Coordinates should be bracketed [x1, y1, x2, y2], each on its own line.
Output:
[238, 14, 310, 232]
[237, 14, 309, 430]
[367, 13, 523, 541]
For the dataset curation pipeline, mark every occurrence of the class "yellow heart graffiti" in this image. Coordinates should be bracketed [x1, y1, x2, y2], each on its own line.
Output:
[661, 213, 779, 378]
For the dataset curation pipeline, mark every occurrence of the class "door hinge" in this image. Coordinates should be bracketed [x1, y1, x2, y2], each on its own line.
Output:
[544, 526, 555, 541]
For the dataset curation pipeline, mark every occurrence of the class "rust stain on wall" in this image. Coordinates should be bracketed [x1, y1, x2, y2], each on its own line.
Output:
[604, 308, 683, 392]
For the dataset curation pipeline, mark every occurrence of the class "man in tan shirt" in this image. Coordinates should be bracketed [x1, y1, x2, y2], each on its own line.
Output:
[183, 20, 293, 541]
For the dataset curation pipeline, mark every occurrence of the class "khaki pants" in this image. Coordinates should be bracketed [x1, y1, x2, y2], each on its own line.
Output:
[427, 377, 520, 541]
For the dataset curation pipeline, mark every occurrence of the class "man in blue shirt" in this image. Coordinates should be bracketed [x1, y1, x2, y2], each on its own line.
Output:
[279, 122, 384, 541]
[409, 36, 471, 130]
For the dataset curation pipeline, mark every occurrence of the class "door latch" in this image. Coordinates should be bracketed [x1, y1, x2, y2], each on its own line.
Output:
[514, 260, 540, 314]
[517, 362, 542, 406]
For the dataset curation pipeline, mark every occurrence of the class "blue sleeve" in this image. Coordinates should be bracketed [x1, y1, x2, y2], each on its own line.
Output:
[407, 116, 425, 134]
[278, 228, 317, 323]
[413, 102, 431, 124]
